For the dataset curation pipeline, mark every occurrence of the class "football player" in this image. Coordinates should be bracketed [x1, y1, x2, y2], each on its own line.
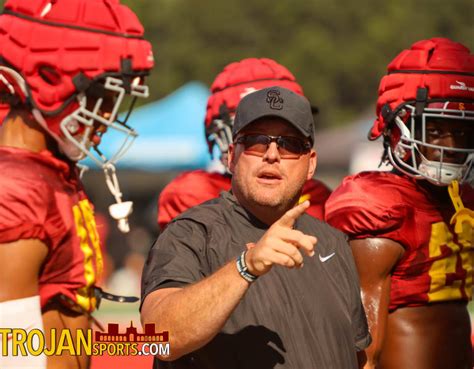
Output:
[0, 1, 153, 368]
[325, 38, 473, 369]
[158, 58, 332, 229]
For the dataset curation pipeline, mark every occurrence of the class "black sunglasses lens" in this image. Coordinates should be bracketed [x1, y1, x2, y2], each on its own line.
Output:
[277, 137, 304, 155]
[240, 135, 270, 154]
[237, 135, 309, 157]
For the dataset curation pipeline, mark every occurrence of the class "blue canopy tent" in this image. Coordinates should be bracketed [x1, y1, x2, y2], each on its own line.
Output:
[82, 81, 211, 171]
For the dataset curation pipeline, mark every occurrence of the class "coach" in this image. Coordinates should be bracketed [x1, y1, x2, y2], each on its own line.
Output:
[141, 86, 370, 369]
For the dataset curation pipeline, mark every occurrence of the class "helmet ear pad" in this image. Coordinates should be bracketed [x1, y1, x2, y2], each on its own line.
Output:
[384, 115, 412, 163]
[37, 65, 63, 87]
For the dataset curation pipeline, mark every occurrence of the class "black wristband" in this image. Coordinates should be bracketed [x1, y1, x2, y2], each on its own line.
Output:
[236, 251, 258, 283]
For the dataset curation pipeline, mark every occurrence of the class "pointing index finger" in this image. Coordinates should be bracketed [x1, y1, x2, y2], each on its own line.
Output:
[276, 200, 310, 228]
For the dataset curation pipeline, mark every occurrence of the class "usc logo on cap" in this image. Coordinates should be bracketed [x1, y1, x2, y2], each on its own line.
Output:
[266, 89, 284, 110]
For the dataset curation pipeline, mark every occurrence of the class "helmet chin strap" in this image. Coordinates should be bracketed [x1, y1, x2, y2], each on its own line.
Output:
[31, 109, 86, 160]
[103, 163, 133, 233]
[447, 180, 474, 246]
[32, 108, 133, 233]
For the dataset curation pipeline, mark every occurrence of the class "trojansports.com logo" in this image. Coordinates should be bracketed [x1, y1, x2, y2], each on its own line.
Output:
[0, 322, 170, 358]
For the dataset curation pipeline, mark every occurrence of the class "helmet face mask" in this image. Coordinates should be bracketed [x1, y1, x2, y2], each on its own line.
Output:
[388, 101, 474, 186]
[57, 76, 149, 165]
[206, 115, 234, 157]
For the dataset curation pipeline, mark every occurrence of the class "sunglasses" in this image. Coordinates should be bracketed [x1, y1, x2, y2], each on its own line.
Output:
[235, 134, 312, 159]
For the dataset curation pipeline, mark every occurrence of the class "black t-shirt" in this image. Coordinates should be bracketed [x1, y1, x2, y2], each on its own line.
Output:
[142, 192, 371, 369]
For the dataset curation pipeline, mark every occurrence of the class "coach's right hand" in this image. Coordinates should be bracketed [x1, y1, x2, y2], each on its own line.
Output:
[245, 201, 317, 276]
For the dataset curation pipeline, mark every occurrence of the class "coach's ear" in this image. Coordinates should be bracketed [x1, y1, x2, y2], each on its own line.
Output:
[228, 143, 236, 174]
[307, 149, 317, 180]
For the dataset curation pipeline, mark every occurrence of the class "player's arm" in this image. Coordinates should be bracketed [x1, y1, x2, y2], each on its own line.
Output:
[42, 301, 91, 369]
[0, 239, 48, 368]
[1, 240, 96, 369]
[141, 201, 316, 361]
[0, 239, 48, 301]
[0, 174, 53, 368]
[349, 238, 404, 369]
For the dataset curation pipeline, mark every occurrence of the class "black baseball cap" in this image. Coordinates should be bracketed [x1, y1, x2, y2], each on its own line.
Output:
[232, 86, 315, 143]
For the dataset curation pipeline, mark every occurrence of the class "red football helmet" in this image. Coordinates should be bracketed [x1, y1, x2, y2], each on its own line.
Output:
[205, 58, 310, 156]
[0, 0, 154, 232]
[370, 38, 474, 185]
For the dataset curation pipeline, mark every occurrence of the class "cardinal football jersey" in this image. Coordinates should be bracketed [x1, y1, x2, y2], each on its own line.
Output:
[325, 171, 473, 310]
[0, 147, 102, 312]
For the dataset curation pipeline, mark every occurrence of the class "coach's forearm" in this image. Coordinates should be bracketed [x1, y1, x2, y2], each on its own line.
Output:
[141, 260, 250, 361]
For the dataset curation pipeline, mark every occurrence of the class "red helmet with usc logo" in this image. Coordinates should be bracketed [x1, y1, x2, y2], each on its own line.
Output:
[370, 38, 474, 185]
[0, 0, 154, 232]
[204, 58, 310, 156]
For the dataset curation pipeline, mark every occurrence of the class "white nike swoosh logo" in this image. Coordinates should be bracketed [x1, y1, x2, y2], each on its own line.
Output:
[319, 252, 336, 262]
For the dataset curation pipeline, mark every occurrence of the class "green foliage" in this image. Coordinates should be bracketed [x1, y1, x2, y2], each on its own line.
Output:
[1, 0, 472, 126]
